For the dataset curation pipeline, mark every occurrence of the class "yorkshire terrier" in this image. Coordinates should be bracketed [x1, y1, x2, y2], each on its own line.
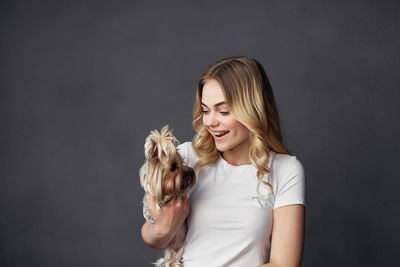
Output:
[140, 125, 196, 267]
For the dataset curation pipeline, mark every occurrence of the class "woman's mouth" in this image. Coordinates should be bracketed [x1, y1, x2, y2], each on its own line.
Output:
[211, 130, 230, 140]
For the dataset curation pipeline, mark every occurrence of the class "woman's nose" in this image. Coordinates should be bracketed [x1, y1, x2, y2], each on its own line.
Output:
[203, 111, 219, 127]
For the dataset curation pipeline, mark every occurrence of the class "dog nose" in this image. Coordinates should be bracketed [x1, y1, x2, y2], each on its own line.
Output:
[181, 167, 195, 189]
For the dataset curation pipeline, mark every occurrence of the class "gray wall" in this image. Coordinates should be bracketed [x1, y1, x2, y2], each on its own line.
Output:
[1, 1, 399, 266]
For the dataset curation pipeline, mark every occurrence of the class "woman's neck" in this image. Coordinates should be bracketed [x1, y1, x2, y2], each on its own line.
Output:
[220, 138, 251, 166]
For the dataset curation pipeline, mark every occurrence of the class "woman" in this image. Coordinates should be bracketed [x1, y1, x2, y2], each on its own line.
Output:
[142, 56, 305, 266]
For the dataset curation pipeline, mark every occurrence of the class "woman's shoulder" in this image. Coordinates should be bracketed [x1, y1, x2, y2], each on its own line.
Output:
[270, 151, 304, 177]
[269, 151, 306, 208]
[177, 141, 193, 155]
[177, 141, 198, 166]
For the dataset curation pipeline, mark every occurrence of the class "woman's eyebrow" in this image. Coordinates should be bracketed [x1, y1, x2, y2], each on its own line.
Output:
[201, 101, 226, 108]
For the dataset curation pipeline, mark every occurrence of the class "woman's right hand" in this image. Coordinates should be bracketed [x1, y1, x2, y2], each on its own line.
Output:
[141, 195, 189, 249]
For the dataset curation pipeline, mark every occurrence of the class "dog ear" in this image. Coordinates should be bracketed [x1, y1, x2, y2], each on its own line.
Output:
[144, 132, 159, 160]
[161, 125, 180, 147]
[144, 125, 179, 160]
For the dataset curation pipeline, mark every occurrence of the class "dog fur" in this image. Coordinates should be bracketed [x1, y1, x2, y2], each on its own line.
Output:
[140, 125, 196, 267]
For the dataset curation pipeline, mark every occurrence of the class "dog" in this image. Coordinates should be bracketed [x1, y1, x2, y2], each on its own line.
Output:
[140, 125, 196, 267]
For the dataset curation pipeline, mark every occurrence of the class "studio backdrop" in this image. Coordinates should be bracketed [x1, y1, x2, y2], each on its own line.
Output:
[1, 1, 399, 266]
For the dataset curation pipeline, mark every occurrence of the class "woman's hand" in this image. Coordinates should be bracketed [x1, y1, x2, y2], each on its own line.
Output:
[148, 195, 189, 238]
[141, 195, 189, 249]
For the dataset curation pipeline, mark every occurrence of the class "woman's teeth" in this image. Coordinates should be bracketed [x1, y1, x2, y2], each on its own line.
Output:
[215, 131, 229, 137]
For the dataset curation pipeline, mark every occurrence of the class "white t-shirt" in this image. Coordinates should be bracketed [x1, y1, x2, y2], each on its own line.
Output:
[177, 142, 305, 267]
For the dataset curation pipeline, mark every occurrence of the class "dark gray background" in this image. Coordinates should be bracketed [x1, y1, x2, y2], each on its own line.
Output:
[1, 1, 399, 266]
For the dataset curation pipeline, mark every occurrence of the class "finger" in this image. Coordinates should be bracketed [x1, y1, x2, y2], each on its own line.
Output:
[174, 196, 189, 209]
[184, 198, 189, 211]
[173, 198, 182, 208]
[176, 194, 188, 202]
[148, 195, 156, 209]
[180, 196, 189, 207]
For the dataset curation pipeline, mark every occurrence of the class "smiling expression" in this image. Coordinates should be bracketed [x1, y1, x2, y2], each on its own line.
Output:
[201, 79, 251, 160]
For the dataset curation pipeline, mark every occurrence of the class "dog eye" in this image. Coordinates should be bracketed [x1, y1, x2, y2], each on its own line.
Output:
[170, 162, 177, 172]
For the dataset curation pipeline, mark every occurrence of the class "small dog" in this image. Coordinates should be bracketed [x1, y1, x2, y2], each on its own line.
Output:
[140, 125, 196, 267]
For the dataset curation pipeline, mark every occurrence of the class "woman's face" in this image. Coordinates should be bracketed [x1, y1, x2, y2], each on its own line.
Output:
[201, 79, 250, 154]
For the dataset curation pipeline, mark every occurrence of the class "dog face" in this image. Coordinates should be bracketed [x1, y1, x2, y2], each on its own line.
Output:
[139, 125, 196, 210]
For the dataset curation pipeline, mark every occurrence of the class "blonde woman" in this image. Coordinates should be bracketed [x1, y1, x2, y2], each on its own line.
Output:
[142, 57, 305, 267]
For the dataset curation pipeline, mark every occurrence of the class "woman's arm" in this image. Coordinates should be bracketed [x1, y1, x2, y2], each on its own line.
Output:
[141, 195, 189, 249]
[258, 204, 305, 267]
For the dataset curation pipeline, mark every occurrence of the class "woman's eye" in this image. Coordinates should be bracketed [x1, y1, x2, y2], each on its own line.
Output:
[220, 111, 229, 115]
[201, 110, 209, 114]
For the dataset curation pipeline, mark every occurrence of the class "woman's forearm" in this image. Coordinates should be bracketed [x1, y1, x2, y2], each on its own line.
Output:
[141, 196, 189, 249]
[141, 220, 175, 249]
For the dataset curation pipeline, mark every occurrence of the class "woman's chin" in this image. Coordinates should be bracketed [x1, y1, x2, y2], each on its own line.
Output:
[215, 143, 229, 153]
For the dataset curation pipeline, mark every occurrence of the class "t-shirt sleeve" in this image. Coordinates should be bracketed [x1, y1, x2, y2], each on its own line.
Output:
[177, 142, 190, 166]
[177, 142, 197, 198]
[273, 156, 306, 209]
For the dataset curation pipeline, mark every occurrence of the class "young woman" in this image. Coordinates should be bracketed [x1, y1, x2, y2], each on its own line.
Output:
[142, 57, 305, 267]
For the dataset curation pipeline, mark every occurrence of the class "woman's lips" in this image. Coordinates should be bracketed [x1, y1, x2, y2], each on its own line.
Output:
[211, 130, 230, 140]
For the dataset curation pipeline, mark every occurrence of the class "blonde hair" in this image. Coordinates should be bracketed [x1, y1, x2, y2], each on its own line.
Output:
[192, 56, 290, 190]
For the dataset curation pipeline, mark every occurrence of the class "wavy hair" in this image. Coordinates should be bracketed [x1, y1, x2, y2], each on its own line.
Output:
[192, 56, 290, 190]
